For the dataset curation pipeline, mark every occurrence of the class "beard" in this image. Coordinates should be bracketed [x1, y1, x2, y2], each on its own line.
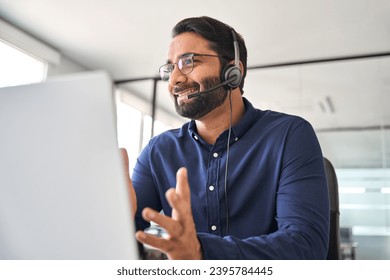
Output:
[174, 76, 227, 120]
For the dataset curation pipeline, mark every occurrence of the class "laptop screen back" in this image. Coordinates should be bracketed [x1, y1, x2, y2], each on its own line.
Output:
[0, 71, 139, 259]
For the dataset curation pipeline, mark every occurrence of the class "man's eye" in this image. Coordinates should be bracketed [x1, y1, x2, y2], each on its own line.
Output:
[183, 58, 192, 66]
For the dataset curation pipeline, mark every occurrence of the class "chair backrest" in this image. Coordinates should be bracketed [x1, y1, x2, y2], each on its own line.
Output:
[324, 157, 341, 259]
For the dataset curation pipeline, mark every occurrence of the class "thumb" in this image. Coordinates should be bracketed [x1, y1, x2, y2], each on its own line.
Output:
[120, 148, 137, 216]
[120, 148, 130, 179]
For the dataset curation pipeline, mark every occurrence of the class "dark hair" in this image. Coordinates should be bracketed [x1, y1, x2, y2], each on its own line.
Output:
[172, 16, 247, 94]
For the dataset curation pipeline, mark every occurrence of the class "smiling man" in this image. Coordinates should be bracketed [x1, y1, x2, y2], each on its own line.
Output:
[127, 16, 330, 260]
[168, 34, 232, 121]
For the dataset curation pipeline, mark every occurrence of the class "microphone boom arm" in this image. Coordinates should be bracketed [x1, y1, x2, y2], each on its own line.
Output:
[187, 75, 237, 99]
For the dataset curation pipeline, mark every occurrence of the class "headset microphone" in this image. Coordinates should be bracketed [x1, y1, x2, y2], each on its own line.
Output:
[186, 75, 238, 99]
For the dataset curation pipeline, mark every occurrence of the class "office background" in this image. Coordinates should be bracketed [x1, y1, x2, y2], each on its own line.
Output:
[1, 0, 389, 259]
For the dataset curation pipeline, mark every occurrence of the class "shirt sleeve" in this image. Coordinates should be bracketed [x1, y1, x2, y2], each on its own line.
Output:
[131, 140, 162, 231]
[197, 120, 330, 259]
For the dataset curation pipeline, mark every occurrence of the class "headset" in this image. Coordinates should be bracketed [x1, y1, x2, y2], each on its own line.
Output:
[187, 29, 242, 99]
[221, 29, 242, 89]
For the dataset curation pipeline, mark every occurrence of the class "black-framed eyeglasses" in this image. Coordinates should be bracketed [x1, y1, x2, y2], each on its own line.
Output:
[159, 53, 220, 81]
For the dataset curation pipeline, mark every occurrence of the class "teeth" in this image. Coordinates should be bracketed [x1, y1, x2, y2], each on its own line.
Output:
[176, 88, 197, 96]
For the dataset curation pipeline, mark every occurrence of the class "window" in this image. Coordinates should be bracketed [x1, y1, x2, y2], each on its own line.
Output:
[0, 40, 47, 87]
[116, 101, 143, 174]
[0, 19, 58, 87]
[116, 98, 176, 175]
[116, 87, 183, 174]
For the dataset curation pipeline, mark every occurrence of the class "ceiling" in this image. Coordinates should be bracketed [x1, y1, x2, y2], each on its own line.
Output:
[1, 0, 390, 169]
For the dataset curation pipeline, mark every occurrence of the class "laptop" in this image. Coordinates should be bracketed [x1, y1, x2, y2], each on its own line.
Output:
[0, 71, 139, 259]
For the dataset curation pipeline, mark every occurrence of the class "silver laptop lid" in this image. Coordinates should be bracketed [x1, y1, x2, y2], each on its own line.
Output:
[0, 71, 138, 259]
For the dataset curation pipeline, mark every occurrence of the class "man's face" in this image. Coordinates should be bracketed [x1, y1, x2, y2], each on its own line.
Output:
[166, 32, 227, 120]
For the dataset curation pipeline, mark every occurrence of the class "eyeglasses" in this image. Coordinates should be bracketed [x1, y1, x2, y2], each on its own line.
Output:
[159, 53, 220, 81]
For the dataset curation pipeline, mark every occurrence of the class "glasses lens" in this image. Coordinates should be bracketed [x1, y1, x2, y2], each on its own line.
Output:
[178, 55, 194, 75]
[159, 54, 194, 81]
[159, 64, 172, 81]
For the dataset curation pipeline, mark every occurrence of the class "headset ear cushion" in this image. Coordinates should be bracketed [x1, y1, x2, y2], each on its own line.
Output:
[222, 64, 242, 89]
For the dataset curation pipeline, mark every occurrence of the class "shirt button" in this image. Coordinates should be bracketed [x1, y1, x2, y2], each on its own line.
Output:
[194, 135, 199, 140]
[211, 225, 217, 231]
[209, 185, 215, 191]
[213, 152, 219, 158]
[235, 137, 239, 142]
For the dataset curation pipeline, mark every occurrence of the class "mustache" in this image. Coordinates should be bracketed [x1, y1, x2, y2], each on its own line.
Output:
[172, 83, 200, 94]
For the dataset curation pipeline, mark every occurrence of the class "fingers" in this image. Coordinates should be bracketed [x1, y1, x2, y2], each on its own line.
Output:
[175, 167, 190, 203]
[164, 168, 191, 217]
[142, 207, 183, 236]
[168, 168, 193, 225]
[136, 167, 201, 260]
[140, 167, 193, 241]
[135, 230, 173, 255]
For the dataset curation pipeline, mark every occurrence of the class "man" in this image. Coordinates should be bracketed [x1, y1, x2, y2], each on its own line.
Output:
[127, 16, 329, 259]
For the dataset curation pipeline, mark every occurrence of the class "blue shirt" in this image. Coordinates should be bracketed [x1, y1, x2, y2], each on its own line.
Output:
[132, 98, 329, 259]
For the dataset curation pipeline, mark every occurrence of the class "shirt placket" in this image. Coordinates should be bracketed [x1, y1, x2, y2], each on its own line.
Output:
[206, 146, 223, 236]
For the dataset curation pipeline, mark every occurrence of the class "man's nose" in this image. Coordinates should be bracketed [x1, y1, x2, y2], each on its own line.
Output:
[169, 66, 187, 86]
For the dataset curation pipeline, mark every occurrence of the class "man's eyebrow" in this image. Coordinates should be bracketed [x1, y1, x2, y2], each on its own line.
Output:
[166, 53, 194, 64]
[179, 52, 194, 57]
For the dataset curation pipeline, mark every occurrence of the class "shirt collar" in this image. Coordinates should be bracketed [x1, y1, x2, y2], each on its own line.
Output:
[187, 97, 262, 144]
[231, 97, 262, 139]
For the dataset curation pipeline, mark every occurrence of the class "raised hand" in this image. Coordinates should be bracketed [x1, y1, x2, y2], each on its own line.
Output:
[135, 167, 202, 260]
[120, 148, 137, 217]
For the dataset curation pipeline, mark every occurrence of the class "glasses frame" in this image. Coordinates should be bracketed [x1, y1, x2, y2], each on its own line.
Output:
[159, 53, 220, 81]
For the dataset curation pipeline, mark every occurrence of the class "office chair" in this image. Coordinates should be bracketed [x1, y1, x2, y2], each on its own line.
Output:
[323, 157, 341, 259]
